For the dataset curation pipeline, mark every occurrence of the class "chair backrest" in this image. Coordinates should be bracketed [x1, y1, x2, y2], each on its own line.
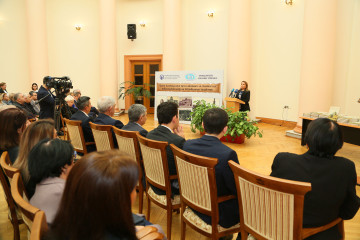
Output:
[136, 133, 169, 191]
[11, 172, 40, 232]
[228, 161, 312, 240]
[170, 144, 219, 217]
[64, 118, 88, 154]
[30, 211, 48, 240]
[89, 122, 114, 151]
[0, 151, 19, 182]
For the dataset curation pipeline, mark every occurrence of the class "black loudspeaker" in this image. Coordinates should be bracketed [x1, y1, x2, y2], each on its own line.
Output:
[127, 24, 136, 40]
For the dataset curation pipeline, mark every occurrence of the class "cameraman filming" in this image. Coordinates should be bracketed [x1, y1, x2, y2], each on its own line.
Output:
[37, 76, 55, 119]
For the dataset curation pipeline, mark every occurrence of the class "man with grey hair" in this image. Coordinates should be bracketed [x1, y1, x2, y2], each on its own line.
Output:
[122, 104, 148, 137]
[94, 96, 124, 148]
[12, 93, 36, 119]
[29, 91, 40, 114]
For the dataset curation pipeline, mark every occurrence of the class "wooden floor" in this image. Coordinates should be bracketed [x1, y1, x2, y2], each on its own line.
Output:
[1, 114, 359, 239]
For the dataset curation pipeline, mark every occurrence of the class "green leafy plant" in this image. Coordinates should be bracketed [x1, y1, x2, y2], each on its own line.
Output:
[190, 100, 263, 140]
[118, 81, 152, 100]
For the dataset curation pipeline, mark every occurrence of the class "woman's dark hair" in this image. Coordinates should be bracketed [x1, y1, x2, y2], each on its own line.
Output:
[32, 83, 38, 90]
[304, 118, 343, 158]
[0, 108, 27, 150]
[28, 138, 73, 185]
[49, 150, 139, 240]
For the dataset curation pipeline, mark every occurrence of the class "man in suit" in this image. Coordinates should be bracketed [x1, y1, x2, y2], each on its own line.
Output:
[29, 91, 40, 114]
[73, 89, 99, 118]
[122, 104, 148, 137]
[94, 96, 124, 148]
[70, 96, 96, 153]
[183, 108, 240, 232]
[12, 93, 36, 119]
[271, 118, 360, 240]
[37, 77, 55, 119]
[146, 101, 185, 195]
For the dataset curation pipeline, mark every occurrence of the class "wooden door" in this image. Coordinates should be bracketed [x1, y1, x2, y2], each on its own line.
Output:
[131, 61, 160, 113]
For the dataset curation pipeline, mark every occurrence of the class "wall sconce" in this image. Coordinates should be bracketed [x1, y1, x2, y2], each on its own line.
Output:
[74, 24, 83, 31]
[285, 0, 293, 5]
[139, 21, 146, 27]
[207, 10, 214, 17]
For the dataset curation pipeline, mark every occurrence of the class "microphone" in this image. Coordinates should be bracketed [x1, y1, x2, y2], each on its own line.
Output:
[229, 88, 234, 97]
[234, 89, 238, 97]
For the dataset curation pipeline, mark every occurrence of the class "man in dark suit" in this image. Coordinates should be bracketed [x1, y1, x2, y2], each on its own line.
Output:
[122, 104, 148, 137]
[271, 118, 360, 240]
[12, 93, 36, 119]
[70, 96, 96, 153]
[37, 77, 55, 119]
[183, 108, 240, 231]
[94, 96, 124, 148]
[147, 101, 185, 195]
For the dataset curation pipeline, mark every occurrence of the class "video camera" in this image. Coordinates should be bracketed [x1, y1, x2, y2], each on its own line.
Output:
[43, 76, 73, 96]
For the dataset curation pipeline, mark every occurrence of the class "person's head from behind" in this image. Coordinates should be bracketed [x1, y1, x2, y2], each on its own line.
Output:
[0, 108, 27, 150]
[128, 104, 147, 125]
[240, 81, 248, 91]
[76, 96, 91, 113]
[29, 91, 37, 101]
[73, 89, 81, 100]
[64, 95, 74, 107]
[14, 119, 56, 182]
[304, 118, 343, 158]
[28, 138, 74, 185]
[203, 108, 228, 137]
[32, 83, 38, 91]
[157, 101, 179, 128]
[50, 150, 139, 240]
[98, 96, 116, 116]
[14, 93, 25, 105]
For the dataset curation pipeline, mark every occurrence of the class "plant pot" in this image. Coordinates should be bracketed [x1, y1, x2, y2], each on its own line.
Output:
[200, 131, 245, 144]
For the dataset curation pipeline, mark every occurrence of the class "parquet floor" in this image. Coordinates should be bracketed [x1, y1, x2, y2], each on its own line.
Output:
[1, 114, 359, 239]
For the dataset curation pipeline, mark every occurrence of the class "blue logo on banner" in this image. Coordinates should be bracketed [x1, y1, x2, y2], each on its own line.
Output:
[185, 74, 196, 80]
[160, 74, 164, 80]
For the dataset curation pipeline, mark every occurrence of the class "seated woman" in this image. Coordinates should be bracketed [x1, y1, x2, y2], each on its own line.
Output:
[13, 119, 56, 198]
[0, 108, 28, 163]
[46, 150, 164, 240]
[28, 138, 74, 224]
[270, 118, 360, 240]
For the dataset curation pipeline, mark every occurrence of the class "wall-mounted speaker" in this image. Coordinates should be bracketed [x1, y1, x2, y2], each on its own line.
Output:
[127, 24, 136, 40]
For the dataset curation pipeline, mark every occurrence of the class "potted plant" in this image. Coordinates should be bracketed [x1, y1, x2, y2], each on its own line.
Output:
[190, 100, 262, 144]
[118, 81, 152, 103]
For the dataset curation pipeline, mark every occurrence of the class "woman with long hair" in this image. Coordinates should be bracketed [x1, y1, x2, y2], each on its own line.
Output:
[47, 150, 139, 240]
[235, 80, 250, 112]
[0, 108, 28, 163]
[13, 119, 56, 197]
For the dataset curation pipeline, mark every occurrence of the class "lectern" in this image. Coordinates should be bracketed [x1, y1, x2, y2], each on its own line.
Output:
[224, 97, 244, 113]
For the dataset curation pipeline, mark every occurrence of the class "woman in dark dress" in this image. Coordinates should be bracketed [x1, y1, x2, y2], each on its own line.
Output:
[235, 81, 250, 112]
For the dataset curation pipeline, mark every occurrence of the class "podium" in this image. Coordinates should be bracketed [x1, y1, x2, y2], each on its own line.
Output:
[224, 97, 244, 113]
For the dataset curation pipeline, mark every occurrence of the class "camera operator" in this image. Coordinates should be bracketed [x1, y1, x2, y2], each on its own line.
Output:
[37, 77, 55, 119]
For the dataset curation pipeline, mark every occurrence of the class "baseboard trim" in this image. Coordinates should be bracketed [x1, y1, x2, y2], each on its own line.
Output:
[256, 117, 297, 128]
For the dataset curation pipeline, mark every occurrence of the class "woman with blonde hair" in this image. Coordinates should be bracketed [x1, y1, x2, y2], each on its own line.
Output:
[13, 119, 56, 197]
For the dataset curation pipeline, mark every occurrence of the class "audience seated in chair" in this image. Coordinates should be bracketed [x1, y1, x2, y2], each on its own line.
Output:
[0, 92, 10, 106]
[183, 108, 240, 239]
[0, 108, 28, 164]
[28, 138, 74, 224]
[61, 95, 77, 119]
[24, 93, 38, 116]
[270, 118, 360, 240]
[46, 150, 165, 240]
[29, 91, 40, 114]
[122, 104, 148, 137]
[13, 119, 57, 198]
[70, 96, 96, 153]
[94, 96, 124, 147]
[146, 102, 185, 195]
[73, 89, 99, 118]
[12, 93, 36, 119]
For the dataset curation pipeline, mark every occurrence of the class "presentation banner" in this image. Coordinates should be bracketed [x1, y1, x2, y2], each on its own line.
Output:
[154, 70, 224, 124]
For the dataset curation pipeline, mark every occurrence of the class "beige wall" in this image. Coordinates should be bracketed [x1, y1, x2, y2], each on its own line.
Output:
[0, 0, 359, 120]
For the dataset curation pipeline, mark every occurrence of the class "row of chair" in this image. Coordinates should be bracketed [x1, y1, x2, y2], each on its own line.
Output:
[62, 119, 345, 240]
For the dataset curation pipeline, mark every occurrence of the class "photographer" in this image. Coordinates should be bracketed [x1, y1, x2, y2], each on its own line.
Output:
[37, 77, 55, 119]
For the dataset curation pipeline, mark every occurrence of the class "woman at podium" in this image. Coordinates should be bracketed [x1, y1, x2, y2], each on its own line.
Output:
[235, 81, 250, 111]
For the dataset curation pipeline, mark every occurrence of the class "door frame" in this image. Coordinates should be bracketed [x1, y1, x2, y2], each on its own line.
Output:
[124, 54, 163, 110]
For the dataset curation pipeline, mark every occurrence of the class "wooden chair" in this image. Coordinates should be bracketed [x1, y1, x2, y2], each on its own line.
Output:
[0, 152, 24, 240]
[89, 122, 115, 151]
[113, 127, 144, 213]
[170, 144, 241, 240]
[228, 161, 344, 240]
[60, 114, 69, 140]
[64, 118, 95, 155]
[11, 172, 40, 236]
[136, 226, 164, 240]
[136, 133, 181, 240]
[30, 211, 48, 240]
